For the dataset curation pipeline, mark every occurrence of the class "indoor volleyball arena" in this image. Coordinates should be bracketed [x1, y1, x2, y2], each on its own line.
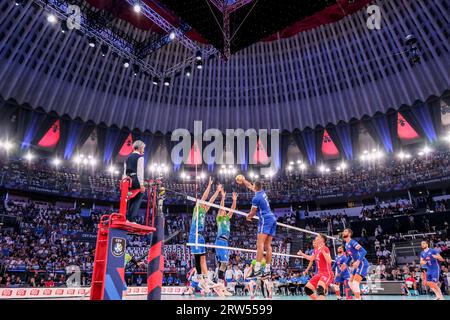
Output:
[0, 0, 449, 312]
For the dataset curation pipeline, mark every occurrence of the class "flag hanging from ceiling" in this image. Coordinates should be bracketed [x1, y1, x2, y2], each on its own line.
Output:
[321, 129, 339, 157]
[118, 133, 134, 157]
[253, 138, 269, 165]
[38, 119, 60, 149]
[398, 113, 419, 140]
[186, 141, 202, 165]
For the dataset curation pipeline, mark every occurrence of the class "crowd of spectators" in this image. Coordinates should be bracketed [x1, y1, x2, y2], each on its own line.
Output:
[0, 147, 449, 205]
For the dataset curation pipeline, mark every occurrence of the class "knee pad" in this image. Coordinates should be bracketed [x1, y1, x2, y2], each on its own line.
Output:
[316, 285, 326, 296]
[304, 286, 315, 296]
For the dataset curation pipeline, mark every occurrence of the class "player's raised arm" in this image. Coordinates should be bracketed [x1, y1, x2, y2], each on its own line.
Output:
[204, 184, 222, 213]
[218, 189, 226, 216]
[201, 177, 214, 202]
[228, 192, 237, 219]
[240, 176, 256, 192]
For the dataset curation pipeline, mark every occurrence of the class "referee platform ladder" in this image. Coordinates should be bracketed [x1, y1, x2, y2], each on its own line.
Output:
[90, 177, 155, 300]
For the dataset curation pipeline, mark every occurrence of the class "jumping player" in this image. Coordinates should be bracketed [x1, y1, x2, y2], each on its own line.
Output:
[188, 177, 222, 293]
[214, 190, 237, 296]
[342, 228, 369, 300]
[298, 234, 333, 300]
[332, 246, 350, 300]
[239, 177, 277, 277]
[419, 240, 445, 300]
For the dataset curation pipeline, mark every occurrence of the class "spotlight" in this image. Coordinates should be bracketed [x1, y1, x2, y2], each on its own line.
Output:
[299, 163, 306, 170]
[319, 165, 326, 173]
[100, 44, 108, 57]
[163, 77, 170, 86]
[73, 155, 81, 164]
[169, 32, 176, 40]
[24, 152, 34, 162]
[423, 146, 432, 154]
[52, 158, 61, 167]
[1, 141, 13, 151]
[123, 59, 130, 68]
[397, 152, 411, 160]
[152, 77, 160, 85]
[249, 172, 255, 178]
[133, 2, 141, 13]
[87, 37, 96, 48]
[184, 66, 192, 77]
[15, 0, 24, 6]
[132, 64, 139, 76]
[200, 172, 206, 179]
[196, 60, 203, 70]
[47, 14, 57, 24]
[195, 51, 202, 61]
[289, 161, 294, 165]
[287, 166, 293, 171]
[108, 166, 115, 173]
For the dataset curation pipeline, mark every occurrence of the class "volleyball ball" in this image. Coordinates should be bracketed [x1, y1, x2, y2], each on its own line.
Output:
[235, 174, 245, 184]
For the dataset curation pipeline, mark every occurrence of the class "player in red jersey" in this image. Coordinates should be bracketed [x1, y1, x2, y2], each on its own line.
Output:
[298, 234, 334, 300]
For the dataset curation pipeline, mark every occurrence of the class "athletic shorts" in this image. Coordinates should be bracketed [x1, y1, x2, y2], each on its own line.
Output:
[334, 274, 350, 284]
[189, 233, 205, 255]
[215, 238, 229, 263]
[352, 260, 369, 277]
[426, 269, 440, 283]
[309, 272, 334, 288]
[258, 215, 277, 237]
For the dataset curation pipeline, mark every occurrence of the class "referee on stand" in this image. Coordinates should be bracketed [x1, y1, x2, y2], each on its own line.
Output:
[123, 140, 146, 222]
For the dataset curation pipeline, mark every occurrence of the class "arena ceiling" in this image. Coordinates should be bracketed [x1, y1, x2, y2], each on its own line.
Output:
[0, 0, 449, 133]
[85, 0, 371, 55]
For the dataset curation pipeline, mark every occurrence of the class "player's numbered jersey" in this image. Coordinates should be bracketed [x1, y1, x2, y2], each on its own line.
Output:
[420, 249, 440, 269]
[216, 214, 230, 239]
[190, 205, 206, 234]
[251, 191, 274, 218]
[345, 239, 368, 262]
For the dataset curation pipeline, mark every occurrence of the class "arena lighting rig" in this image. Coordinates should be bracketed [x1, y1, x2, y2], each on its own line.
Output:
[31, 0, 218, 79]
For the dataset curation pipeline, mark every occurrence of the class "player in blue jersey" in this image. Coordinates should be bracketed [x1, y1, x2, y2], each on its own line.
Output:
[419, 240, 445, 300]
[188, 177, 222, 293]
[332, 246, 350, 300]
[239, 177, 277, 277]
[214, 190, 237, 296]
[342, 228, 369, 300]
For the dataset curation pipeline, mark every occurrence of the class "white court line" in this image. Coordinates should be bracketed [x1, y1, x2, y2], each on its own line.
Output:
[186, 242, 304, 259]
[187, 196, 340, 241]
